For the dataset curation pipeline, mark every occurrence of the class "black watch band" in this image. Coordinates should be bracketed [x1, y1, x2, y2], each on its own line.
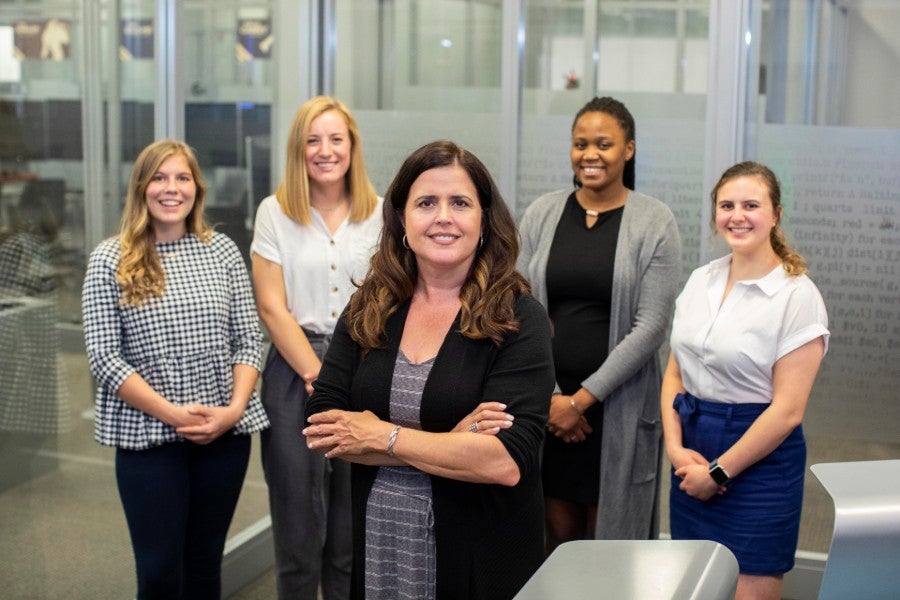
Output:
[709, 459, 732, 486]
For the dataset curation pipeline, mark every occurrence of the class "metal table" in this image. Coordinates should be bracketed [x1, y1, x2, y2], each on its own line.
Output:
[811, 460, 900, 600]
[514, 539, 738, 599]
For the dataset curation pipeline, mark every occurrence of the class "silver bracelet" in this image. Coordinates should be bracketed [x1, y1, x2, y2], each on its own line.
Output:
[387, 425, 401, 457]
[569, 397, 582, 415]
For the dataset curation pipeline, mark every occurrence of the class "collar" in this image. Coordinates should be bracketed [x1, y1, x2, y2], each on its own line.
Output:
[707, 254, 790, 297]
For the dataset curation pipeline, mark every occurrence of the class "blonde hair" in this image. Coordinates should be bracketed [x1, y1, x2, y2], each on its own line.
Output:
[711, 161, 808, 276]
[117, 139, 211, 306]
[276, 96, 378, 225]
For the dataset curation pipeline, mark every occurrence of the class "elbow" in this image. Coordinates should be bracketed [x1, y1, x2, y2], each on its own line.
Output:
[494, 461, 521, 487]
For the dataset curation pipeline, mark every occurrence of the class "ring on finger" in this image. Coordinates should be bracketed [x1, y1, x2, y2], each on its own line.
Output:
[469, 421, 478, 433]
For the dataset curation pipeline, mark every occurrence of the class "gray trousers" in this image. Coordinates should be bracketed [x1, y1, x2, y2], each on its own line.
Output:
[260, 342, 352, 600]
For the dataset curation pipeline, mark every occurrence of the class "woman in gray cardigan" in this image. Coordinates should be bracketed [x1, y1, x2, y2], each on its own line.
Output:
[517, 97, 682, 550]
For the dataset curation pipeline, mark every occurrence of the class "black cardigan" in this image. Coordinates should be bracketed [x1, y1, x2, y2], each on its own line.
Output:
[307, 293, 554, 599]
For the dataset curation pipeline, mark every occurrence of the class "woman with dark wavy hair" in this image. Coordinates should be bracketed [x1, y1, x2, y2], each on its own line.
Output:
[303, 140, 554, 599]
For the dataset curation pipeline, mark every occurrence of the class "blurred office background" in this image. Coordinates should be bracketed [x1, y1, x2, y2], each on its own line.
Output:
[0, 1, 897, 598]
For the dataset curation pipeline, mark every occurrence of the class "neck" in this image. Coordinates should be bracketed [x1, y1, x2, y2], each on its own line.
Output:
[154, 225, 186, 243]
[414, 268, 468, 306]
[576, 183, 629, 213]
[309, 181, 348, 211]
[729, 247, 781, 281]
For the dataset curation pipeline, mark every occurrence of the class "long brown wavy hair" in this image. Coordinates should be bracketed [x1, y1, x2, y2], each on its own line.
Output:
[346, 140, 529, 350]
[710, 161, 808, 276]
[275, 95, 378, 225]
[117, 139, 211, 306]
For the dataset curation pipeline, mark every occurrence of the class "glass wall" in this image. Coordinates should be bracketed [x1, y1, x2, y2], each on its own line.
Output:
[334, 0, 506, 196]
[746, 0, 900, 553]
[1, 0, 898, 596]
[0, 0, 273, 595]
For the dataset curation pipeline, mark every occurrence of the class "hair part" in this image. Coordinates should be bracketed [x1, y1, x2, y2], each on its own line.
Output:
[276, 95, 378, 225]
[710, 161, 808, 276]
[346, 140, 529, 351]
[117, 139, 211, 306]
[572, 96, 636, 190]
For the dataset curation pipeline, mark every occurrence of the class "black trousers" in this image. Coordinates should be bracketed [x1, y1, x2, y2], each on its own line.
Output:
[115, 434, 250, 600]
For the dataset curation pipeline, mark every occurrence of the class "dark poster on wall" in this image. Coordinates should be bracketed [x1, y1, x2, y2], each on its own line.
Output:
[236, 18, 273, 61]
[13, 19, 71, 60]
[120, 19, 154, 60]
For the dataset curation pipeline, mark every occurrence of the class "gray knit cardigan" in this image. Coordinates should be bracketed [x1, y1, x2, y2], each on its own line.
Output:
[517, 188, 683, 539]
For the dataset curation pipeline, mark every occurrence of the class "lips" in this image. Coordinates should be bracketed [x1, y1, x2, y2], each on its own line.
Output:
[427, 233, 460, 243]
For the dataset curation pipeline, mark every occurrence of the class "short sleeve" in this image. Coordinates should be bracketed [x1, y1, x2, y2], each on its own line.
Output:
[250, 196, 283, 265]
[776, 276, 830, 360]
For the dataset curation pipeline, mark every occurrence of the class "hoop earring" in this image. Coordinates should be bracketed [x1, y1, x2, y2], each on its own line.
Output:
[479, 235, 484, 249]
[402, 234, 410, 250]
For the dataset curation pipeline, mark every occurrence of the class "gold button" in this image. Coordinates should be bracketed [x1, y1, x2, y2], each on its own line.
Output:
[330, 264, 336, 270]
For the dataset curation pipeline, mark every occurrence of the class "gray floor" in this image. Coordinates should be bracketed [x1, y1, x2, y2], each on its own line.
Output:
[2, 352, 898, 599]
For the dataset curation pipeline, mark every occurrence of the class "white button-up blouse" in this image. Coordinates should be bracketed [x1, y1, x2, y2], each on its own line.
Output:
[670, 254, 829, 404]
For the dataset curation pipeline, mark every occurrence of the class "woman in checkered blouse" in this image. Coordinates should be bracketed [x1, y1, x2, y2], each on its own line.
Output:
[82, 139, 268, 599]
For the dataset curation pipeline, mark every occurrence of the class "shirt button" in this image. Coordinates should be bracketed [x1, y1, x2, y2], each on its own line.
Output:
[330, 264, 336, 271]
[331, 311, 337, 318]
[330, 240, 336, 246]
[331, 286, 338, 293]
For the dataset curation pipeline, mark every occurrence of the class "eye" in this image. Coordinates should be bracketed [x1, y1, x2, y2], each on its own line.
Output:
[573, 141, 586, 150]
[151, 174, 164, 182]
[718, 201, 733, 210]
[417, 197, 436, 208]
[451, 197, 473, 208]
[178, 174, 193, 182]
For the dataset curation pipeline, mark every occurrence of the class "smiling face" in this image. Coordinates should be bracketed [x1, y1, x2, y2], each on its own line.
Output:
[144, 153, 196, 242]
[402, 164, 483, 277]
[305, 109, 351, 189]
[715, 175, 780, 256]
[570, 110, 635, 193]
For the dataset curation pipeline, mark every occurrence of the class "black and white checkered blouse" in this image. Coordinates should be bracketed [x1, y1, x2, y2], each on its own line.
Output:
[82, 232, 269, 450]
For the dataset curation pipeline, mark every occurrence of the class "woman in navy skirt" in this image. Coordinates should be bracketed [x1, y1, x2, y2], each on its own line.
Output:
[661, 161, 829, 600]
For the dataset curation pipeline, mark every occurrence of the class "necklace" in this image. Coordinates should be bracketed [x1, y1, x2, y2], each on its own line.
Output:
[585, 209, 599, 217]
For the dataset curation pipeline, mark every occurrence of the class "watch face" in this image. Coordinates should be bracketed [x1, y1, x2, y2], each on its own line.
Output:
[710, 465, 729, 485]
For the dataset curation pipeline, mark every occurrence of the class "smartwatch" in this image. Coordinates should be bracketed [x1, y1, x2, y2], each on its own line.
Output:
[709, 459, 732, 487]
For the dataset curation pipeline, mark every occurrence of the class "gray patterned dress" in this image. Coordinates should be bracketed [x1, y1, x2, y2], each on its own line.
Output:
[364, 351, 436, 600]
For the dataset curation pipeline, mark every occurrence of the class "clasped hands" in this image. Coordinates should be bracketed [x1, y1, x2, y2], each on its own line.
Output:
[669, 446, 727, 501]
[173, 403, 242, 445]
[302, 401, 514, 459]
[546, 394, 592, 444]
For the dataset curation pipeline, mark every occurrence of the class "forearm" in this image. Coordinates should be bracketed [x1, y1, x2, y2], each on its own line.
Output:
[260, 308, 321, 377]
[659, 354, 696, 468]
[227, 363, 259, 416]
[391, 427, 520, 486]
[716, 405, 800, 478]
[116, 373, 179, 425]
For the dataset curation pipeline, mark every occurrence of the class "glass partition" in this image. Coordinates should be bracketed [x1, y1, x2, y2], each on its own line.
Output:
[747, 0, 900, 553]
[334, 0, 505, 196]
[0, 1, 275, 595]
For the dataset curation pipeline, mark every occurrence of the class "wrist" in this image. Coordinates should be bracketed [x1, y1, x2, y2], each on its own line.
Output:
[386, 425, 402, 457]
[568, 396, 583, 416]
[708, 458, 732, 486]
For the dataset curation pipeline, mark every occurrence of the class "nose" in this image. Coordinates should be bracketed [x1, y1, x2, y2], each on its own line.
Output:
[435, 201, 451, 222]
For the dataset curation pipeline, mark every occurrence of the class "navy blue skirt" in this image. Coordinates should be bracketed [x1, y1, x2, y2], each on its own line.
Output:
[669, 392, 805, 576]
